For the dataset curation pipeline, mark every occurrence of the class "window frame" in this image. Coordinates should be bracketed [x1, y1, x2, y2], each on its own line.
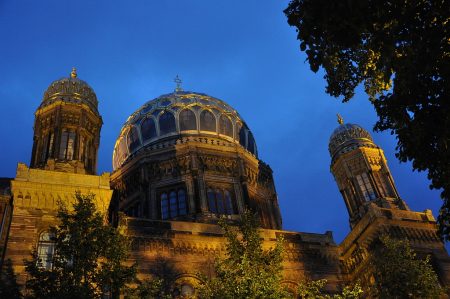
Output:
[37, 231, 55, 270]
[355, 173, 376, 201]
[179, 108, 197, 131]
[207, 187, 236, 215]
[159, 186, 188, 220]
[199, 110, 216, 132]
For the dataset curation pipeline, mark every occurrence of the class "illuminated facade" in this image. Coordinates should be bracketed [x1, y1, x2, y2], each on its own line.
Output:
[0, 70, 449, 296]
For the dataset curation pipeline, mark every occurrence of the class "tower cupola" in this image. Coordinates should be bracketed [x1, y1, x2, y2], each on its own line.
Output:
[30, 68, 102, 174]
[329, 115, 408, 227]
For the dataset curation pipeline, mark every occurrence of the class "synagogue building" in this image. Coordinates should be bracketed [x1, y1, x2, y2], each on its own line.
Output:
[1, 69, 449, 297]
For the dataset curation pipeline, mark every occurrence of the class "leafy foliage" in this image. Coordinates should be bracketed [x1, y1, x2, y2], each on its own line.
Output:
[125, 277, 171, 299]
[284, 0, 450, 241]
[24, 192, 136, 299]
[198, 210, 289, 299]
[370, 235, 443, 298]
[298, 279, 363, 299]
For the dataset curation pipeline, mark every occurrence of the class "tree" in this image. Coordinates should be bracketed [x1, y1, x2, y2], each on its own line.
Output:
[198, 210, 289, 299]
[284, 0, 450, 241]
[298, 279, 363, 299]
[24, 193, 136, 299]
[125, 277, 171, 299]
[370, 235, 443, 298]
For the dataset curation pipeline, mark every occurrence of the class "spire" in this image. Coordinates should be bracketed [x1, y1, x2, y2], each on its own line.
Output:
[71, 67, 77, 78]
[174, 75, 183, 92]
[337, 113, 344, 125]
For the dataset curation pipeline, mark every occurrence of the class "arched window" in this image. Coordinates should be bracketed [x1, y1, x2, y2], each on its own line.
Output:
[118, 137, 128, 162]
[160, 188, 188, 220]
[200, 110, 216, 132]
[79, 135, 85, 161]
[59, 130, 76, 160]
[127, 127, 141, 152]
[85, 139, 93, 169]
[178, 189, 187, 216]
[179, 109, 197, 131]
[373, 171, 394, 198]
[356, 173, 376, 201]
[169, 191, 177, 218]
[141, 117, 157, 141]
[179, 284, 195, 297]
[207, 189, 217, 213]
[208, 188, 236, 215]
[161, 193, 169, 220]
[40, 132, 55, 163]
[224, 190, 234, 215]
[219, 115, 233, 137]
[216, 189, 224, 213]
[37, 232, 55, 269]
[239, 126, 247, 147]
[247, 131, 256, 154]
[159, 111, 176, 135]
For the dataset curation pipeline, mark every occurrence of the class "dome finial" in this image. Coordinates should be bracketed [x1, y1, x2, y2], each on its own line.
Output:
[174, 75, 183, 92]
[71, 67, 77, 78]
[337, 113, 344, 125]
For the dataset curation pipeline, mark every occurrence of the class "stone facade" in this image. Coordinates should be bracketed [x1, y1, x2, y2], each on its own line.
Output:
[0, 71, 449, 297]
[3, 164, 112, 285]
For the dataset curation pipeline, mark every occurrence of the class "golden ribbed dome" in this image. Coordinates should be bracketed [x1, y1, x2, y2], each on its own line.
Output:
[329, 122, 376, 160]
[112, 91, 257, 170]
[40, 68, 98, 114]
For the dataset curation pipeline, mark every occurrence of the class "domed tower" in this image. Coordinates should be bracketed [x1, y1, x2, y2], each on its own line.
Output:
[110, 84, 281, 229]
[30, 68, 102, 174]
[329, 115, 408, 227]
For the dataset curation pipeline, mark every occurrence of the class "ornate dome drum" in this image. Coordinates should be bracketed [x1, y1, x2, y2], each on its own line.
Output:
[110, 88, 281, 229]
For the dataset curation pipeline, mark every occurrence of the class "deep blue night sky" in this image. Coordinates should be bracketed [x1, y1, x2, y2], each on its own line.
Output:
[0, 1, 445, 248]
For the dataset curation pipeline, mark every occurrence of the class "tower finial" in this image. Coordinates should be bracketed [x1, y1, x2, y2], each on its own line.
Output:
[337, 113, 344, 125]
[71, 67, 77, 78]
[174, 75, 183, 92]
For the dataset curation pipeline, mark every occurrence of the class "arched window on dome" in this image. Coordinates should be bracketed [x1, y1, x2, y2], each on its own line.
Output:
[179, 109, 197, 131]
[127, 127, 141, 152]
[160, 187, 188, 220]
[159, 111, 176, 135]
[118, 137, 128, 164]
[238, 126, 247, 147]
[141, 117, 157, 141]
[247, 131, 256, 154]
[219, 115, 233, 137]
[200, 110, 216, 132]
[37, 232, 55, 270]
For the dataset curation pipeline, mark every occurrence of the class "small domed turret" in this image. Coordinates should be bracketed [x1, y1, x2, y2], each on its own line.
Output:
[31, 69, 102, 174]
[328, 115, 405, 228]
